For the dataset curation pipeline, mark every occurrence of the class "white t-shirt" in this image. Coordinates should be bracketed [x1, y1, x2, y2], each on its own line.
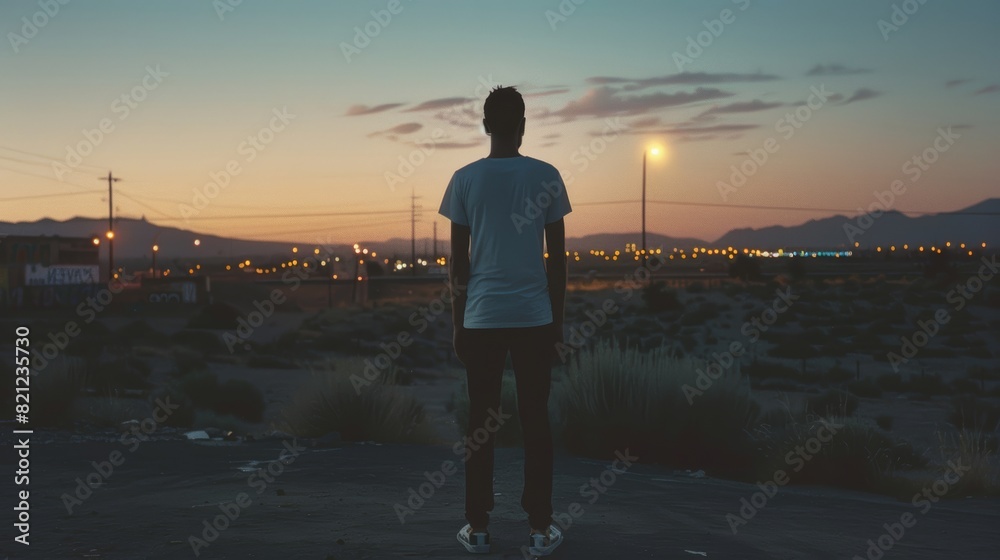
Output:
[438, 156, 572, 328]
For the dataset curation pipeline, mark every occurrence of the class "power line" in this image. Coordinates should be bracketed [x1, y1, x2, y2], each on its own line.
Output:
[151, 208, 413, 222]
[0, 145, 107, 172]
[0, 165, 97, 192]
[0, 190, 104, 202]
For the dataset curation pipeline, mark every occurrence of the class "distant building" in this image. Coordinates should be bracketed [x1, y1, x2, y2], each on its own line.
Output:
[0, 235, 100, 308]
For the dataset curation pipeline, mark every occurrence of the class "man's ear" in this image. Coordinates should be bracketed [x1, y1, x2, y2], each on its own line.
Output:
[518, 117, 526, 137]
[483, 118, 491, 135]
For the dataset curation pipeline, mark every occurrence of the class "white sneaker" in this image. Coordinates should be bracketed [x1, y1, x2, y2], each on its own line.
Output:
[457, 524, 491, 554]
[527, 525, 563, 556]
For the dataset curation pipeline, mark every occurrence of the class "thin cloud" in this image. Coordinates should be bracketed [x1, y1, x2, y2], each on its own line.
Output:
[699, 100, 784, 116]
[974, 84, 1000, 95]
[405, 97, 473, 112]
[368, 122, 423, 138]
[547, 86, 733, 120]
[806, 64, 871, 76]
[841, 88, 882, 105]
[427, 140, 483, 149]
[345, 103, 404, 116]
[586, 71, 779, 91]
[524, 88, 570, 98]
[620, 123, 760, 136]
[945, 78, 971, 88]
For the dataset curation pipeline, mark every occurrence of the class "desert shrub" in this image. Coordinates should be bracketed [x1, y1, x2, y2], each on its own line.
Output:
[686, 281, 706, 294]
[177, 370, 220, 409]
[278, 357, 434, 443]
[116, 320, 164, 346]
[847, 379, 883, 398]
[876, 373, 906, 392]
[78, 395, 151, 428]
[643, 281, 681, 313]
[951, 377, 982, 395]
[188, 302, 243, 329]
[451, 373, 526, 446]
[934, 431, 999, 496]
[805, 389, 859, 417]
[246, 353, 297, 369]
[948, 396, 1000, 433]
[559, 340, 760, 478]
[679, 302, 721, 326]
[824, 365, 854, 383]
[744, 361, 804, 383]
[88, 356, 151, 392]
[908, 374, 950, 397]
[754, 417, 926, 494]
[214, 379, 266, 423]
[148, 385, 195, 427]
[30, 357, 84, 427]
[170, 346, 207, 376]
[171, 330, 225, 355]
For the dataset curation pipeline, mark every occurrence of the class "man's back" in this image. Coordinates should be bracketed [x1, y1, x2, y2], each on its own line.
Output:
[438, 155, 571, 329]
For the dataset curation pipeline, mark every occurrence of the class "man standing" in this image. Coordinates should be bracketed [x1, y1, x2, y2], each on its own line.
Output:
[439, 85, 570, 556]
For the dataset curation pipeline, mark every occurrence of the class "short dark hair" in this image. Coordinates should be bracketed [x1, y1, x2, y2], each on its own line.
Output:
[483, 85, 524, 135]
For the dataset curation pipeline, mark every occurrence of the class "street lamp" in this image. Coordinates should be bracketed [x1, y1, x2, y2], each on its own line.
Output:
[152, 244, 159, 278]
[641, 146, 662, 267]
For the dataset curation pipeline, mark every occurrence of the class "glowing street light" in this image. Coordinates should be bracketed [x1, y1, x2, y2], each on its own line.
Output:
[641, 144, 664, 268]
[193, 239, 201, 246]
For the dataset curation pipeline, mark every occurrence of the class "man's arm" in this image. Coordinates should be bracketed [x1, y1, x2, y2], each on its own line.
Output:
[449, 222, 471, 333]
[545, 218, 567, 343]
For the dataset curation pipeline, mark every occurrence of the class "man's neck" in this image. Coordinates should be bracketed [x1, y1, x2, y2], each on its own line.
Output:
[487, 137, 522, 158]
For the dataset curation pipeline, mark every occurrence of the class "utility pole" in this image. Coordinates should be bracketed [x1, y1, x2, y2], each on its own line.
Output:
[410, 188, 421, 276]
[100, 171, 122, 280]
[433, 221, 437, 261]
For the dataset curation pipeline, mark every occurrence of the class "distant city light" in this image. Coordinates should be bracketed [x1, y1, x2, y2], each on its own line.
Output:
[193, 239, 200, 246]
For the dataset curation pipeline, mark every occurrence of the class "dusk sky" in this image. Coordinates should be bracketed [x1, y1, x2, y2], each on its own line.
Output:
[3, 0, 998, 244]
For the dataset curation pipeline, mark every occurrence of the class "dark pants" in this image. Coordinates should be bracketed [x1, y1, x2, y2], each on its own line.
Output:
[461, 324, 554, 530]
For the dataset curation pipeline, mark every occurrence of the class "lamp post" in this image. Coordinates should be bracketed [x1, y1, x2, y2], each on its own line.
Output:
[641, 146, 661, 268]
[152, 244, 159, 278]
